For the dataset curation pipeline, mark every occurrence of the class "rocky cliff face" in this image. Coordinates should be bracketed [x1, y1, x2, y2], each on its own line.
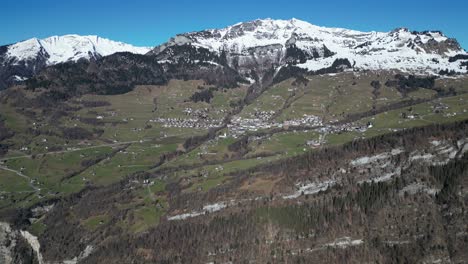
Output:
[0, 222, 40, 264]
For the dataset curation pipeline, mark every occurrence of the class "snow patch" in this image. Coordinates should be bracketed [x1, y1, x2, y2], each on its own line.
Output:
[324, 237, 364, 249]
[168, 202, 227, 221]
[283, 180, 336, 199]
[12, 75, 28, 81]
[400, 183, 439, 196]
[20, 230, 44, 264]
[409, 153, 434, 162]
[351, 148, 404, 166]
[359, 167, 401, 184]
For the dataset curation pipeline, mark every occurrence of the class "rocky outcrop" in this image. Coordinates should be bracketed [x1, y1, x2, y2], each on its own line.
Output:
[0, 222, 40, 264]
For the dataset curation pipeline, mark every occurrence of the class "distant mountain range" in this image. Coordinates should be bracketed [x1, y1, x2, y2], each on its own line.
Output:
[0, 35, 151, 89]
[1, 18, 467, 91]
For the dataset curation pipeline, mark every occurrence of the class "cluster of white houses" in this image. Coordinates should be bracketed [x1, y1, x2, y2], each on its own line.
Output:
[139, 103, 377, 140]
[227, 114, 324, 137]
[282, 114, 323, 127]
[227, 116, 281, 136]
[147, 108, 327, 137]
[315, 121, 373, 135]
[150, 117, 223, 129]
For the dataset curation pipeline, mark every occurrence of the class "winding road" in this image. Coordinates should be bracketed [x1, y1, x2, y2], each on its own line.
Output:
[0, 165, 40, 192]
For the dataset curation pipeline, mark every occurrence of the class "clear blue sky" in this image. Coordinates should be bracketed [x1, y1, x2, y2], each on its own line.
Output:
[2, 0, 467, 49]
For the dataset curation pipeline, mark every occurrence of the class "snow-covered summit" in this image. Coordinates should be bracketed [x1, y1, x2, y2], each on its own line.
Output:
[153, 18, 467, 75]
[0, 34, 152, 90]
[5, 34, 151, 65]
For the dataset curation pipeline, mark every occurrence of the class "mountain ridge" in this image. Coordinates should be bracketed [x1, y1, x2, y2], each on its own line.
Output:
[5, 34, 151, 64]
[151, 18, 468, 77]
[0, 34, 151, 89]
[1, 18, 468, 92]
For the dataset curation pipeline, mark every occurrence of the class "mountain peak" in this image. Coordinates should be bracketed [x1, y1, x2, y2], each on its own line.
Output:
[4, 34, 151, 65]
[152, 18, 467, 76]
[0, 34, 152, 90]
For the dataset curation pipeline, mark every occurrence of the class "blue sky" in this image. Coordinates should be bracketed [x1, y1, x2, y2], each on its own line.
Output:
[2, 0, 467, 49]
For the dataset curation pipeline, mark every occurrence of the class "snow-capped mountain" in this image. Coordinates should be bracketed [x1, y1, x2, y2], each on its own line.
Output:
[5, 34, 151, 65]
[151, 18, 468, 77]
[6, 19, 467, 94]
[0, 34, 151, 89]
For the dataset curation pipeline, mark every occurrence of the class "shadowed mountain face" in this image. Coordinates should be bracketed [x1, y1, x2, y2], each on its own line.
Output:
[0, 43, 49, 90]
[25, 48, 246, 99]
